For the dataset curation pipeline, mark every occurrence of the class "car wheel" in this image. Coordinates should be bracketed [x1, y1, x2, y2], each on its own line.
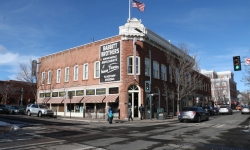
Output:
[206, 116, 209, 121]
[197, 116, 201, 123]
[49, 115, 53, 117]
[179, 119, 183, 122]
[38, 111, 42, 117]
[241, 113, 244, 115]
[27, 111, 31, 116]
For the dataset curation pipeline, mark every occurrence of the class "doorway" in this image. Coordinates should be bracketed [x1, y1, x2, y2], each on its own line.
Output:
[128, 85, 140, 118]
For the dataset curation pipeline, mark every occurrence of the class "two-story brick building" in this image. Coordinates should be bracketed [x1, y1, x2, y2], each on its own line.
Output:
[37, 18, 211, 119]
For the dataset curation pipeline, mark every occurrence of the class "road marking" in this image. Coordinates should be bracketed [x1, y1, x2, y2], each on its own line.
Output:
[212, 124, 225, 128]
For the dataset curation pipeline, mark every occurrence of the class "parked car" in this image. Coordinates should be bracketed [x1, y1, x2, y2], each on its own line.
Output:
[203, 106, 214, 115]
[219, 105, 233, 115]
[10, 106, 25, 115]
[178, 106, 209, 123]
[0, 104, 10, 114]
[26, 104, 54, 117]
[236, 105, 242, 110]
[213, 107, 219, 115]
[241, 106, 250, 114]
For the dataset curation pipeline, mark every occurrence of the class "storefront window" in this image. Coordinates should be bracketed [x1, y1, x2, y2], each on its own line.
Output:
[162, 96, 167, 112]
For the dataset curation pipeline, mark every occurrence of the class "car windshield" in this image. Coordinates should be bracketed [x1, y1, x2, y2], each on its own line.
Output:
[183, 107, 197, 111]
[242, 106, 249, 108]
[220, 106, 228, 108]
[12, 106, 19, 109]
[39, 105, 48, 109]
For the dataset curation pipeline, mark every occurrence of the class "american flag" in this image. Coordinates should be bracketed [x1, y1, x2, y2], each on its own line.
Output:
[132, 0, 145, 12]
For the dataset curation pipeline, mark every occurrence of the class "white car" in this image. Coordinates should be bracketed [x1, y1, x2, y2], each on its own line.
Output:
[219, 105, 233, 115]
[26, 104, 54, 117]
[241, 106, 250, 114]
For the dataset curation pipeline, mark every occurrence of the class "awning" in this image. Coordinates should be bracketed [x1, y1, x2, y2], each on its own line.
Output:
[47, 98, 63, 104]
[64, 97, 84, 103]
[103, 94, 119, 103]
[82, 95, 105, 103]
[37, 98, 50, 104]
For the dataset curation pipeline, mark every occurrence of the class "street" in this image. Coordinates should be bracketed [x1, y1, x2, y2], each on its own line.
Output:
[0, 111, 249, 150]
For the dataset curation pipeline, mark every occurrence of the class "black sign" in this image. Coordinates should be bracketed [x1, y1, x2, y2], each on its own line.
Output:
[59, 91, 65, 97]
[52, 92, 58, 97]
[109, 87, 119, 94]
[86, 89, 95, 95]
[45, 93, 51, 97]
[100, 41, 120, 82]
[96, 88, 106, 95]
[39, 93, 44, 98]
[76, 90, 84, 96]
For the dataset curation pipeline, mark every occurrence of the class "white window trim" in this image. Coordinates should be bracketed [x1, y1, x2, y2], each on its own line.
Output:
[74, 65, 79, 81]
[41, 72, 45, 85]
[47, 71, 52, 84]
[65, 67, 69, 82]
[83, 63, 88, 80]
[94, 61, 100, 78]
[153, 61, 159, 79]
[57, 69, 61, 83]
[127, 56, 140, 75]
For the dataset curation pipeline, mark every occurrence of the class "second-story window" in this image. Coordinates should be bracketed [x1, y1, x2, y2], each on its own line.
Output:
[41, 72, 45, 84]
[169, 65, 172, 82]
[83, 63, 88, 80]
[74, 65, 78, 81]
[94, 61, 100, 78]
[161, 64, 166, 81]
[127, 56, 140, 75]
[57, 69, 61, 83]
[65, 67, 69, 82]
[175, 68, 179, 84]
[47, 71, 52, 84]
[153, 61, 159, 79]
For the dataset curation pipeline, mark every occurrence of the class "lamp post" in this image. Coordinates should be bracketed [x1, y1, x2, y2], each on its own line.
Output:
[134, 28, 153, 120]
[20, 88, 23, 107]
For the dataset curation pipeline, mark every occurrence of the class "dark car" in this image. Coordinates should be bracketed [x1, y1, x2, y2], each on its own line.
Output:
[213, 107, 219, 115]
[0, 104, 10, 114]
[178, 106, 209, 123]
[203, 106, 214, 115]
[10, 106, 25, 115]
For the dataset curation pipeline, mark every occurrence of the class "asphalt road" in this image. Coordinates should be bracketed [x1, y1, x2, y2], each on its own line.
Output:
[0, 111, 249, 150]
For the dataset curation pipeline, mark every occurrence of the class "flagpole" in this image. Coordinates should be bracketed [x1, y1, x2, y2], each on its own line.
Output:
[128, 0, 131, 20]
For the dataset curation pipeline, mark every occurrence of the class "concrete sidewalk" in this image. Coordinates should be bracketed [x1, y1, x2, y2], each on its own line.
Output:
[56, 115, 178, 124]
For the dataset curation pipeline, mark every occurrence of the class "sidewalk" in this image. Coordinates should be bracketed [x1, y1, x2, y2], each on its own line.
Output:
[56, 115, 178, 124]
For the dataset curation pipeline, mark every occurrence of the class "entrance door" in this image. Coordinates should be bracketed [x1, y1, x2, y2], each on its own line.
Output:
[128, 92, 139, 118]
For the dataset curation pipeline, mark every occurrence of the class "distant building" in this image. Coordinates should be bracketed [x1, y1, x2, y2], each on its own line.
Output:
[37, 18, 211, 119]
[0, 80, 36, 106]
[200, 70, 238, 108]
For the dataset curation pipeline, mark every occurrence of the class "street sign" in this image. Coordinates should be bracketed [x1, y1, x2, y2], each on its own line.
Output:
[245, 58, 250, 65]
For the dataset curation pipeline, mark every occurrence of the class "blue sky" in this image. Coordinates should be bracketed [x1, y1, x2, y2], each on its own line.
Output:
[0, 0, 250, 92]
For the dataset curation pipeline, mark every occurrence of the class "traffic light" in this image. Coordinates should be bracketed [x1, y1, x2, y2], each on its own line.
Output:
[145, 81, 150, 93]
[233, 56, 241, 71]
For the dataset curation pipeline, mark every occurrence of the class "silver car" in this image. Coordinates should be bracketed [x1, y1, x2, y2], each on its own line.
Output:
[241, 106, 250, 114]
[219, 105, 233, 115]
[26, 104, 54, 117]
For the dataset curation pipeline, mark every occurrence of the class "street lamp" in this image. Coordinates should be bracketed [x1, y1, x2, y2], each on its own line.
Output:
[134, 28, 153, 120]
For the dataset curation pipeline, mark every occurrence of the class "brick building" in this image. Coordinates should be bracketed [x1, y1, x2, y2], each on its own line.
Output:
[37, 18, 211, 119]
[0, 80, 36, 106]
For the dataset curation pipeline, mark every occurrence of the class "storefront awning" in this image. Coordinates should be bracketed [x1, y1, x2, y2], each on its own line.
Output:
[64, 97, 84, 103]
[37, 98, 50, 104]
[103, 94, 119, 103]
[82, 95, 105, 103]
[47, 98, 63, 104]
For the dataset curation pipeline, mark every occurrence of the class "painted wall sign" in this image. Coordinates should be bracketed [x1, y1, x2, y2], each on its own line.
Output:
[76, 90, 84, 96]
[52, 92, 58, 97]
[109, 87, 119, 94]
[96, 88, 106, 95]
[100, 41, 120, 82]
[86, 89, 95, 95]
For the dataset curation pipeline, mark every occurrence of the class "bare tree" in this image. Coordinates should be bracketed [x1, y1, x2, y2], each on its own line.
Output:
[211, 78, 228, 105]
[164, 43, 204, 113]
[0, 81, 19, 104]
[241, 66, 250, 87]
[16, 60, 38, 103]
[239, 90, 250, 105]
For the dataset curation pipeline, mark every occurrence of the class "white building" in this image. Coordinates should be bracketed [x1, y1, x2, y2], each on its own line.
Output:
[200, 70, 238, 108]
